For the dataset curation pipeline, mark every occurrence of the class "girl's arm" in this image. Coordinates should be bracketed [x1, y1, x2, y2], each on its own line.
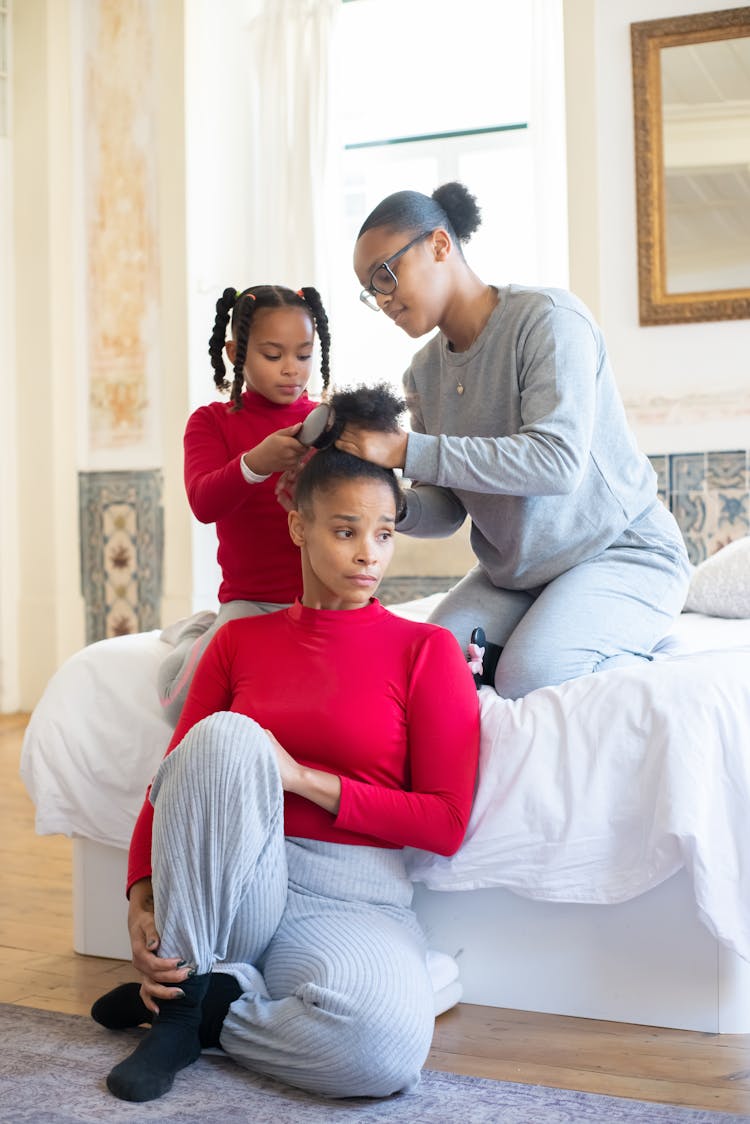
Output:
[184, 408, 304, 523]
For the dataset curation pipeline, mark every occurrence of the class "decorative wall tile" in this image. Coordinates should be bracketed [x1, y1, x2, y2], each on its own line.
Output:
[79, 470, 163, 643]
[706, 450, 748, 491]
[648, 450, 750, 566]
[649, 454, 669, 504]
[670, 452, 707, 493]
[671, 492, 708, 564]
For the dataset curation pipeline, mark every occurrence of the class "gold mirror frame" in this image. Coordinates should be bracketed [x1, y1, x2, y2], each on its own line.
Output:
[631, 8, 750, 325]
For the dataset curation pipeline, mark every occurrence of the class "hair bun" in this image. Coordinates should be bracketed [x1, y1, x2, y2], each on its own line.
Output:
[328, 384, 406, 435]
[432, 182, 482, 244]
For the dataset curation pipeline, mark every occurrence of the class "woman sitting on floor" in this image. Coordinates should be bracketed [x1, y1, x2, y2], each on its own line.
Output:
[91, 389, 480, 1105]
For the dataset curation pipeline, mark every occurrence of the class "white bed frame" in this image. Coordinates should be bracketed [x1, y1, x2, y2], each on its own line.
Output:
[73, 836, 750, 1034]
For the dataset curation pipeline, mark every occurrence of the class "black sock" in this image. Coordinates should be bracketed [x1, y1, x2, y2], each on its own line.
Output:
[198, 973, 242, 1048]
[91, 973, 241, 1046]
[106, 973, 209, 1103]
[481, 639, 503, 686]
[91, 983, 152, 1030]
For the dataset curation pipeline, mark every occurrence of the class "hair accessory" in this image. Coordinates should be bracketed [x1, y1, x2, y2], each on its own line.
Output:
[236, 290, 256, 301]
[467, 641, 485, 677]
[297, 288, 305, 299]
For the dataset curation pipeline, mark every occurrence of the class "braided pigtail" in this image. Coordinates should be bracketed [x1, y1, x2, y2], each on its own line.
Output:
[230, 292, 257, 411]
[298, 286, 331, 392]
[208, 287, 237, 393]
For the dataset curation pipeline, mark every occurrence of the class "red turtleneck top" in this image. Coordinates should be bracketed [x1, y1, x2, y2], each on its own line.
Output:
[127, 599, 479, 892]
[184, 389, 316, 604]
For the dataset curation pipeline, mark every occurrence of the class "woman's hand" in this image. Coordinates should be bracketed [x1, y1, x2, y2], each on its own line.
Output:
[244, 423, 306, 477]
[335, 424, 409, 469]
[264, 729, 342, 815]
[127, 877, 194, 1015]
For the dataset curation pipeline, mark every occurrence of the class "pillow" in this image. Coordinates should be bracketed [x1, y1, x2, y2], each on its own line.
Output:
[684, 536, 750, 618]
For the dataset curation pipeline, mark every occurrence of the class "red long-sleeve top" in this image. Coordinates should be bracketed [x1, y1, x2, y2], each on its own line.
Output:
[184, 389, 316, 604]
[127, 599, 480, 892]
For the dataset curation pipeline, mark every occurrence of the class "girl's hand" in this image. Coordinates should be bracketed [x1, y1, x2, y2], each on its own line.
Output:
[127, 878, 194, 1015]
[244, 423, 306, 477]
[335, 424, 409, 469]
[275, 469, 297, 512]
[275, 450, 315, 512]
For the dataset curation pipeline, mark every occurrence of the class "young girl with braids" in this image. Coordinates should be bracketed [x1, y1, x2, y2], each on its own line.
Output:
[342, 181, 691, 698]
[158, 284, 331, 726]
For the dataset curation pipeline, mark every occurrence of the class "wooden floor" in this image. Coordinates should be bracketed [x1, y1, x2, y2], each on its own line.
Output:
[3, 712, 749, 1115]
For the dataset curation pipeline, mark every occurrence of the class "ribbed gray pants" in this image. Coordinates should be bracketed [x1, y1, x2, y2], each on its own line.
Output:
[149, 711, 435, 1098]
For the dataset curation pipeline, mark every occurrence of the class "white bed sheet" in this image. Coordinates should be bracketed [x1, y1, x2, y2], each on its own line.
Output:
[19, 607, 750, 962]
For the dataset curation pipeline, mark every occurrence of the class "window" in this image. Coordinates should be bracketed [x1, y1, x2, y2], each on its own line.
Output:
[329, 0, 568, 392]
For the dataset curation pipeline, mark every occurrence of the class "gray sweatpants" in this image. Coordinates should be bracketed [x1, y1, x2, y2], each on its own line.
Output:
[431, 504, 692, 699]
[149, 710, 434, 1098]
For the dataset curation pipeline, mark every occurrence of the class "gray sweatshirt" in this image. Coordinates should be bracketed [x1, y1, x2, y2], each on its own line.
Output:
[399, 285, 678, 590]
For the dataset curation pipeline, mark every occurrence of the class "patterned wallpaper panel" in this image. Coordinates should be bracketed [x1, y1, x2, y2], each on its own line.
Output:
[79, 470, 163, 643]
[648, 450, 749, 564]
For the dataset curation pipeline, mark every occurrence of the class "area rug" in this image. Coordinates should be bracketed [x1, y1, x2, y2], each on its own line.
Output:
[0, 1005, 746, 1124]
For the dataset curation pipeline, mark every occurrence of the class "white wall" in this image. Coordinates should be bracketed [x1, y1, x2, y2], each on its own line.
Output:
[564, 0, 750, 455]
[0, 3, 18, 710]
[12, 0, 84, 708]
[4, 0, 192, 710]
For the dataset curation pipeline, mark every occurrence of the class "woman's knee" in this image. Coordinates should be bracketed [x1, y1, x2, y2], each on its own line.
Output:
[318, 1004, 432, 1098]
[152, 712, 276, 801]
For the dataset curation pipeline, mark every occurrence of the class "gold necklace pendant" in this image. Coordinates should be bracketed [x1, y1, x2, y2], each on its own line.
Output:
[456, 382, 464, 395]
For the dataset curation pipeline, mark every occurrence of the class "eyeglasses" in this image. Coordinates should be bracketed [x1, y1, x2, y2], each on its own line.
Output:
[359, 231, 434, 311]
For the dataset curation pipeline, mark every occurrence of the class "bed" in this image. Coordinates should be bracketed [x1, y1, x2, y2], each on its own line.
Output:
[19, 539, 750, 1034]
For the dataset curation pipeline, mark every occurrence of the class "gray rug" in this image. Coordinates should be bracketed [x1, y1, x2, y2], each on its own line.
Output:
[0, 1004, 746, 1124]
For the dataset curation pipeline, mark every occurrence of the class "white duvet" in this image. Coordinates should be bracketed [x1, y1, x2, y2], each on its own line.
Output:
[19, 604, 750, 962]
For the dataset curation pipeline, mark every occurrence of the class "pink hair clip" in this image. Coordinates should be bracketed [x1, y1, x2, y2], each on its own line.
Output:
[467, 641, 485, 676]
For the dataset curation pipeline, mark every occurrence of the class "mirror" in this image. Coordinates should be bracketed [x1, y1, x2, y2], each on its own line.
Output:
[631, 9, 750, 325]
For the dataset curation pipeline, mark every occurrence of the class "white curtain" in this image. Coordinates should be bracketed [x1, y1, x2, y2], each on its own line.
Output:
[243, 0, 341, 305]
[530, 0, 570, 287]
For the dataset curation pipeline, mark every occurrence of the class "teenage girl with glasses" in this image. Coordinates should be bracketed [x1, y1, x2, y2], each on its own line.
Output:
[341, 182, 691, 698]
[158, 285, 331, 725]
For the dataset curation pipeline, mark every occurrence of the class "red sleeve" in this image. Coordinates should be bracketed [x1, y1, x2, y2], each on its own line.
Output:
[126, 628, 236, 894]
[183, 407, 256, 524]
[335, 629, 479, 856]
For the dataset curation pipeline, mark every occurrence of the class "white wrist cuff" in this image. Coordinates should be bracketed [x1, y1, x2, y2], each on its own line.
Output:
[241, 456, 271, 484]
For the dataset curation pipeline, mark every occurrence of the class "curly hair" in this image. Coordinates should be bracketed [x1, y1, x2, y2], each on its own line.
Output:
[207, 284, 331, 410]
[294, 383, 406, 517]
